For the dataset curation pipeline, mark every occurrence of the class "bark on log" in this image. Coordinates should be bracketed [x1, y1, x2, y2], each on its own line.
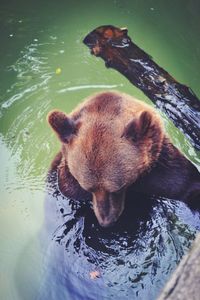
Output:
[158, 233, 200, 300]
[83, 25, 200, 151]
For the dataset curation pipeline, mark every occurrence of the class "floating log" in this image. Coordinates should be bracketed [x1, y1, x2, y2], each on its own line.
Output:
[83, 25, 200, 151]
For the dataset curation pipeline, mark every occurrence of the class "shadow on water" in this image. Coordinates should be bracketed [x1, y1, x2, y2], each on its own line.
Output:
[38, 171, 200, 300]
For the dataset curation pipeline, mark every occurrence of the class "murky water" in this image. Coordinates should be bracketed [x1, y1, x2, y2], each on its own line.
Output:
[0, 1, 200, 300]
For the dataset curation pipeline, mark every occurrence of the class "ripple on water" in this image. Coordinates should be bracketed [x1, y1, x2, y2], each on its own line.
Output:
[0, 15, 200, 300]
[39, 176, 199, 300]
[0, 39, 58, 187]
[1, 43, 52, 111]
[57, 84, 124, 93]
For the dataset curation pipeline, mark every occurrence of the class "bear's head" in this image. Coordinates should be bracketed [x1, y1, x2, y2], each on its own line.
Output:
[48, 92, 164, 227]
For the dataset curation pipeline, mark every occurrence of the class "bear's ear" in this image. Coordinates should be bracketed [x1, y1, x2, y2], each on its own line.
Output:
[122, 111, 155, 142]
[47, 110, 76, 143]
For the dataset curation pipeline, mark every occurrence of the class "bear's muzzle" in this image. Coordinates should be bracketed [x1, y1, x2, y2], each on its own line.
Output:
[92, 190, 125, 227]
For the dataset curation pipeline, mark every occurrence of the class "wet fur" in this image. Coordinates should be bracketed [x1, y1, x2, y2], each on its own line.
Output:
[48, 91, 200, 226]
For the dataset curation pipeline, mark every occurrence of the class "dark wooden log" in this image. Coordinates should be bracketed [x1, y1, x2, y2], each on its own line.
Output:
[158, 234, 200, 300]
[83, 25, 200, 151]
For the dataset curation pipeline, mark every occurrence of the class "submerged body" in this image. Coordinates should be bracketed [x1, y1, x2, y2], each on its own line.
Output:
[48, 91, 200, 227]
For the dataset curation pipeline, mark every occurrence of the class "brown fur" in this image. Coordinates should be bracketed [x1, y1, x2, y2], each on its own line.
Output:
[47, 91, 200, 227]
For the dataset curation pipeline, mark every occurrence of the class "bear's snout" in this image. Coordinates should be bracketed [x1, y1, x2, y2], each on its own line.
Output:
[92, 190, 125, 227]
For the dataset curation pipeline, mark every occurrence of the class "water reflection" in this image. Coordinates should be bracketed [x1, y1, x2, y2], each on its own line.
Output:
[39, 172, 199, 300]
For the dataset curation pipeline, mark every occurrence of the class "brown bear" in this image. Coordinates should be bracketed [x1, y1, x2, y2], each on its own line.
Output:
[47, 91, 200, 227]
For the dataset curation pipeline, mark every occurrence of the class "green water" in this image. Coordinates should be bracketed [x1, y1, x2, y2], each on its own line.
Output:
[0, 1, 200, 300]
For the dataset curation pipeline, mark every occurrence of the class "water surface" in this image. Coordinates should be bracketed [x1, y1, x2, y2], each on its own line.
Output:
[0, 1, 200, 300]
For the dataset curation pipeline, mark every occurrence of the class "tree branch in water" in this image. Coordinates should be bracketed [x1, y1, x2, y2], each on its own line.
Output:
[83, 25, 200, 151]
